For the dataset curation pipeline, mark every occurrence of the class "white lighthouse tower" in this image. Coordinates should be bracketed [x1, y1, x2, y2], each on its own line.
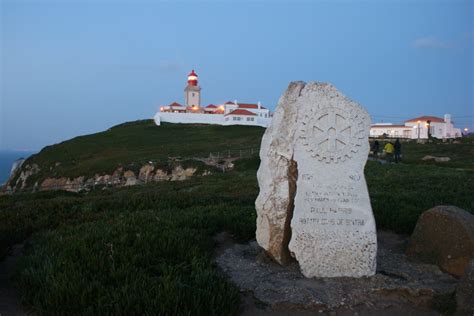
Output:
[184, 69, 201, 107]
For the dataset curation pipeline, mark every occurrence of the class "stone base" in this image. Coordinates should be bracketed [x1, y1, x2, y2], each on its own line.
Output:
[215, 231, 458, 314]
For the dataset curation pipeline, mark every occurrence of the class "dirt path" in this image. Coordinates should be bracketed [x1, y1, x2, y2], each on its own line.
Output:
[0, 245, 27, 316]
[215, 231, 455, 316]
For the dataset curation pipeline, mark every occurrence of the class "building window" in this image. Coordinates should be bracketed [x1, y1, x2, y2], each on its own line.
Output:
[233, 117, 237, 121]
[192, 93, 195, 97]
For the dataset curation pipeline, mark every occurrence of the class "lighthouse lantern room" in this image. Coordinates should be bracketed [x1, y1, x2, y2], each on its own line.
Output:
[184, 69, 201, 107]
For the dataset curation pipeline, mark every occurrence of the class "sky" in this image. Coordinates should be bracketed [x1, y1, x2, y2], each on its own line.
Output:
[1, 0, 473, 151]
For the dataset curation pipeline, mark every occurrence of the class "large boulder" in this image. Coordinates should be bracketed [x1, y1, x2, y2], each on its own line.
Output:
[456, 260, 474, 315]
[406, 205, 474, 277]
[256, 81, 377, 277]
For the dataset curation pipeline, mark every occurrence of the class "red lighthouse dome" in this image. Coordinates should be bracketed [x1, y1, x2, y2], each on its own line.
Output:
[187, 69, 198, 86]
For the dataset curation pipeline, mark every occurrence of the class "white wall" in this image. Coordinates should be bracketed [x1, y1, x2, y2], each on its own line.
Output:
[370, 127, 413, 138]
[371, 121, 462, 139]
[184, 87, 201, 107]
[154, 112, 224, 126]
[154, 112, 271, 127]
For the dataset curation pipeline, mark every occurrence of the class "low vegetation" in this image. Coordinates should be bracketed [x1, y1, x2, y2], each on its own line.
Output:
[0, 122, 473, 314]
[373, 137, 474, 170]
[2, 166, 258, 315]
[9, 120, 265, 187]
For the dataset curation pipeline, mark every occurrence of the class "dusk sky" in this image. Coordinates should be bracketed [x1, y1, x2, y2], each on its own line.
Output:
[1, 0, 473, 151]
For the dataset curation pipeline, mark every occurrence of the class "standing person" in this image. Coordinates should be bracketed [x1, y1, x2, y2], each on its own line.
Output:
[384, 142, 394, 162]
[394, 139, 402, 163]
[372, 140, 380, 157]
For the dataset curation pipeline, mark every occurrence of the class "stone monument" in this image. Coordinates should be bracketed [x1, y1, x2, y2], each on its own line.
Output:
[256, 81, 377, 278]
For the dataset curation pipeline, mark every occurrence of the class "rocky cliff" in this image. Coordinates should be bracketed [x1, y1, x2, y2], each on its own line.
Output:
[1, 120, 262, 194]
[2, 161, 223, 193]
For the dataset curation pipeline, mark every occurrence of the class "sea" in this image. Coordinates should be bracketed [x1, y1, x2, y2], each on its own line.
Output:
[0, 151, 36, 185]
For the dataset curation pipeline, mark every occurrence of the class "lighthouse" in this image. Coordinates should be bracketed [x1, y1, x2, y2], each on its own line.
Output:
[184, 69, 201, 107]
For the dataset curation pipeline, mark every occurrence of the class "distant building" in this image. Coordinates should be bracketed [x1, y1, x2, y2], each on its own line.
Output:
[370, 114, 462, 139]
[154, 70, 272, 127]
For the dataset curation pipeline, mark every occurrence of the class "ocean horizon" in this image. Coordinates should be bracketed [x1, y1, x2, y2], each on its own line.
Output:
[0, 151, 36, 185]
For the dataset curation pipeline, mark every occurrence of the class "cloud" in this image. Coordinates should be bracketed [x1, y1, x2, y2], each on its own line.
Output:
[412, 36, 451, 49]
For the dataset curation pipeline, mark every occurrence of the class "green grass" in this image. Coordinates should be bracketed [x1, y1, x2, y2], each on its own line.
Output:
[373, 139, 474, 170]
[10, 120, 264, 187]
[1, 158, 472, 314]
[366, 161, 474, 233]
[4, 164, 258, 315]
[1, 122, 473, 314]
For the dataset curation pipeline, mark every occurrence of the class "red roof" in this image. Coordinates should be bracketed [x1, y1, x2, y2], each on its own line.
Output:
[188, 69, 198, 77]
[371, 125, 410, 128]
[225, 109, 257, 116]
[405, 116, 444, 123]
[169, 102, 183, 107]
[206, 104, 217, 108]
[225, 101, 235, 105]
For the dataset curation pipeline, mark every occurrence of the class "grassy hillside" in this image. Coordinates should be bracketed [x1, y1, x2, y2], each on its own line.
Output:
[0, 120, 473, 314]
[14, 120, 265, 185]
[0, 158, 473, 314]
[8, 120, 473, 191]
[3, 164, 259, 315]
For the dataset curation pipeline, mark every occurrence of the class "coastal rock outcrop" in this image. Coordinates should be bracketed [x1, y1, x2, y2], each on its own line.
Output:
[4, 163, 211, 193]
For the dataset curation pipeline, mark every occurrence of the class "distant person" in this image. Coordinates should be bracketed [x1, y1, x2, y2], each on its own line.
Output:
[384, 142, 394, 162]
[394, 139, 402, 163]
[372, 140, 380, 157]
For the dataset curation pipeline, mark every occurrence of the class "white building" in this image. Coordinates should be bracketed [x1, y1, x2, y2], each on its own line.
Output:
[154, 70, 272, 127]
[370, 114, 462, 139]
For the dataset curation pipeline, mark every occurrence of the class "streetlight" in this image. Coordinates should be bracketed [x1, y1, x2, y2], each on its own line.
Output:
[417, 120, 421, 140]
[464, 128, 469, 136]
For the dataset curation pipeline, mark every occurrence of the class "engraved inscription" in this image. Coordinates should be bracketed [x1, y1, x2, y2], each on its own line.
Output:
[300, 183, 365, 230]
[299, 217, 366, 226]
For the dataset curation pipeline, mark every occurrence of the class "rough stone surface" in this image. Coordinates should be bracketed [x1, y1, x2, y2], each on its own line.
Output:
[215, 232, 457, 314]
[406, 205, 474, 277]
[456, 260, 474, 314]
[154, 169, 171, 181]
[41, 177, 69, 190]
[256, 81, 377, 277]
[255, 82, 304, 265]
[15, 164, 40, 190]
[138, 164, 155, 182]
[123, 170, 138, 186]
[3, 162, 210, 193]
[422, 155, 451, 162]
[170, 166, 197, 181]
